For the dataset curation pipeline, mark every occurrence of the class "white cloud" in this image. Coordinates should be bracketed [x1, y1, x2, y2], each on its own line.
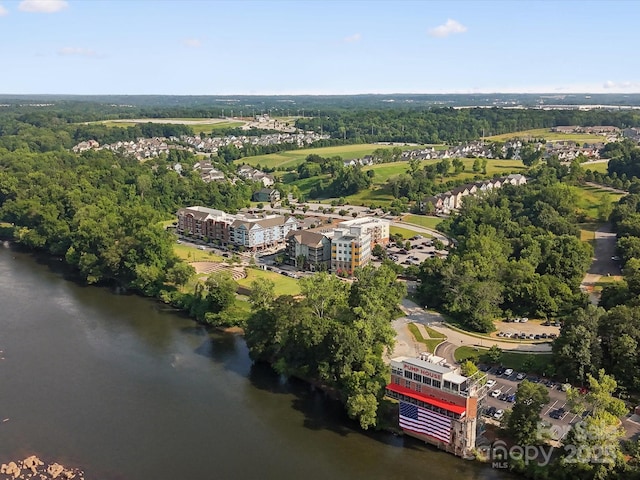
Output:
[0, 4, 8, 16]
[603, 80, 640, 90]
[58, 47, 97, 57]
[183, 38, 202, 48]
[19, 0, 68, 13]
[428, 19, 467, 38]
[343, 33, 361, 43]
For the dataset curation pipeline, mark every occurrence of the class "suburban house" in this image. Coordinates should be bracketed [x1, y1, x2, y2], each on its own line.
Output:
[331, 226, 371, 275]
[337, 217, 390, 248]
[252, 188, 281, 203]
[386, 353, 488, 458]
[285, 230, 332, 271]
[420, 174, 527, 214]
[237, 165, 275, 187]
[176, 206, 296, 250]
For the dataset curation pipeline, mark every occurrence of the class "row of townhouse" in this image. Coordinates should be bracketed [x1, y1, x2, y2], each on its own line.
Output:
[421, 174, 527, 214]
[551, 125, 620, 135]
[72, 137, 171, 160]
[285, 217, 390, 274]
[176, 206, 297, 250]
[177, 132, 330, 154]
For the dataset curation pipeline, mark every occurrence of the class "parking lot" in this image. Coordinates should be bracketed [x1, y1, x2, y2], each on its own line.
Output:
[481, 365, 580, 441]
[385, 235, 448, 265]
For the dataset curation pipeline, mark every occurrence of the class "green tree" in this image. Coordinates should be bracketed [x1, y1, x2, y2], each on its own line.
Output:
[248, 278, 275, 311]
[487, 345, 502, 363]
[507, 380, 550, 445]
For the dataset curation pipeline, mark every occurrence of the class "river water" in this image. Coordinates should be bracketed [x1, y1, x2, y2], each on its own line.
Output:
[0, 245, 506, 479]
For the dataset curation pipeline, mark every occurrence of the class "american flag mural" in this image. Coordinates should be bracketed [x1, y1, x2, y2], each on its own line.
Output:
[399, 401, 452, 443]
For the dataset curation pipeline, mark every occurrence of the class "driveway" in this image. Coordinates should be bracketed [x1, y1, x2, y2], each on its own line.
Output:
[580, 223, 622, 304]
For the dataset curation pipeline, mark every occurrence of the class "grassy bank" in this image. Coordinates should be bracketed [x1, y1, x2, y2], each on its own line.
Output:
[455, 346, 554, 374]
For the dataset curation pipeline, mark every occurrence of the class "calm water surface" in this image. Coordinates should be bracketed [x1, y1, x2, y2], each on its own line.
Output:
[0, 245, 507, 480]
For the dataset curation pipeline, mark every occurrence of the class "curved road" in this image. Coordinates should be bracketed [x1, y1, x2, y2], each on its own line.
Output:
[390, 299, 552, 365]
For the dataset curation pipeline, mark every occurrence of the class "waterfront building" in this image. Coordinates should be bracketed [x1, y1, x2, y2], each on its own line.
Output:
[386, 354, 488, 458]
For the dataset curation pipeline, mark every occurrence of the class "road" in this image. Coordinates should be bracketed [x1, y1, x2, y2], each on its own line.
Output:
[580, 223, 622, 304]
[390, 299, 552, 365]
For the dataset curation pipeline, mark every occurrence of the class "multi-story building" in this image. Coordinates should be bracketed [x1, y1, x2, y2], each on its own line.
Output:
[386, 354, 488, 458]
[330, 227, 371, 274]
[229, 214, 297, 250]
[337, 217, 390, 248]
[285, 230, 332, 271]
[177, 206, 296, 250]
[176, 206, 234, 244]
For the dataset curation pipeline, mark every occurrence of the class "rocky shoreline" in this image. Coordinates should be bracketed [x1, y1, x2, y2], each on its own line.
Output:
[0, 457, 83, 480]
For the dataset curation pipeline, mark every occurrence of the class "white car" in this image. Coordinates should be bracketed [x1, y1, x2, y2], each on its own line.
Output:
[516, 372, 526, 381]
[490, 389, 502, 398]
[494, 409, 505, 420]
[503, 368, 514, 377]
[486, 379, 496, 388]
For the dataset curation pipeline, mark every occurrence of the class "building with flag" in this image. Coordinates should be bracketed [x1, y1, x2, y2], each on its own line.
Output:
[386, 354, 488, 458]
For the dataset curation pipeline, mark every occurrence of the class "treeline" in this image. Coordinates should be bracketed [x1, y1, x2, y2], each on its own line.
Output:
[0, 146, 253, 291]
[417, 167, 593, 332]
[244, 266, 405, 429]
[296, 108, 640, 144]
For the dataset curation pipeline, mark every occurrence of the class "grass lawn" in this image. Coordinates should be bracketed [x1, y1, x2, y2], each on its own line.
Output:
[454, 346, 554, 375]
[390, 226, 430, 239]
[578, 222, 600, 244]
[401, 214, 444, 230]
[408, 323, 445, 353]
[486, 128, 607, 143]
[236, 144, 420, 170]
[236, 268, 301, 296]
[173, 243, 223, 263]
[583, 161, 609, 174]
[573, 184, 623, 221]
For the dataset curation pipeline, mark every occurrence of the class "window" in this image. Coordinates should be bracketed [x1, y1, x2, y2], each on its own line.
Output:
[404, 370, 412, 379]
[423, 377, 432, 386]
[413, 374, 422, 383]
[405, 380, 411, 388]
[432, 380, 441, 389]
[444, 380, 452, 391]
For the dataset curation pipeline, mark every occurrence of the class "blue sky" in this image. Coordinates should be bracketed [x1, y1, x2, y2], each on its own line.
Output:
[0, 0, 638, 95]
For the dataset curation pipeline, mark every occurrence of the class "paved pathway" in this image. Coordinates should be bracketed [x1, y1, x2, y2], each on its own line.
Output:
[389, 299, 552, 364]
[580, 223, 621, 304]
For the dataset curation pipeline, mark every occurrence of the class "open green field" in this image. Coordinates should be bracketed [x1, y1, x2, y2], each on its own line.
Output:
[390, 226, 429, 239]
[486, 128, 607, 143]
[173, 243, 223, 263]
[96, 119, 245, 135]
[454, 346, 554, 375]
[573, 184, 623, 221]
[236, 268, 301, 296]
[236, 144, 418, 170]
[583, 161, 610, 174]
[578, 222, 600, 244]
[401, 214, 444, 230]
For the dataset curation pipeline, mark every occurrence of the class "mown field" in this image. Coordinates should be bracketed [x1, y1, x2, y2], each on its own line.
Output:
[486, 128, 607, 143]
[95, 119, 246, 135]
[390, 225, 429, 239]
[288, 158, 527, 207]
[235, 144, 420, 170]
[573, 184, 623, 221]
[401, 215, 444, 230]
[583, 161, 610, 174]
[236, 268, 301, 296]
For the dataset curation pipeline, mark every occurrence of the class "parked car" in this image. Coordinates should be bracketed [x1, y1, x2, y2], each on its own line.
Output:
[494, 409, 505, 420]
[490, 389, 502, 398]
[486, 379, 496, 388]
[507, 394, 516, 403]
[503, 368, 514, 377]
[485, 406, 497, 417]
[516, 372, 526, 381]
